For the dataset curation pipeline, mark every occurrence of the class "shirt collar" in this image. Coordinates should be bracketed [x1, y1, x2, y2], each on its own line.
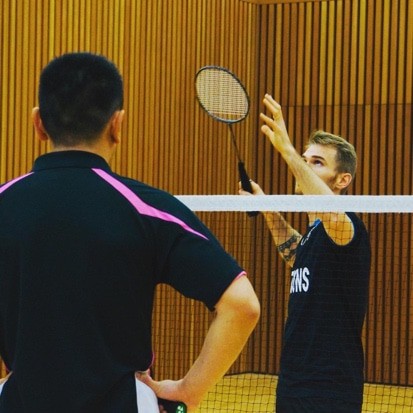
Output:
[32, 150, 112, 172]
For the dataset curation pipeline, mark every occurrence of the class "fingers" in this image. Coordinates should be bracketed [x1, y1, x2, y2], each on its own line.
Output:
[263, 94, 275, 108]
[259, 112, 272, 124]
[135, 372, 167, 412]
[260, 95, 283, 135]
[238, 180, 265, 195]
[262, 94, 282, 118]
[135, 369, 151, 379]
[263, 93, 279, 108]
[259, 93, 293, 154]
[135, 370, 156, 390]
[238, 179, 253, 194]
[238, 180, 253, 195]
[260, 124, 273, 138]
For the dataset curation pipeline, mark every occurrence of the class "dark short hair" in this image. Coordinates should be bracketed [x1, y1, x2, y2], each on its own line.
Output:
[307, 130, 357, 178]
[38, 52, 123, 145]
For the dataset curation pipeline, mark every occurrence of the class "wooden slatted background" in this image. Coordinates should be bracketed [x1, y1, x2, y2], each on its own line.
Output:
[0, 0, 412, 388]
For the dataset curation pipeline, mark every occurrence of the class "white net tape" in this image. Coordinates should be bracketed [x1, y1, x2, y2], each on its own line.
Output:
[176, 195, 413, 213]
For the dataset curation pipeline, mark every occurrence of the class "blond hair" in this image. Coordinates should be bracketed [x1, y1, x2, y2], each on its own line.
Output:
[307, 130, 357, 178]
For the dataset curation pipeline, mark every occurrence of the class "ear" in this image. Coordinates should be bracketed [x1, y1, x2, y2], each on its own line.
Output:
[109, 110, 125, 144]
[334, 172, 352, 193]
[32, 108, 49, 142]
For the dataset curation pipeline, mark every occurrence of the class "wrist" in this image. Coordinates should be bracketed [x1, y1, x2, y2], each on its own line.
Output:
[179, 378, 203, 411]
[280, 144, 300, 163]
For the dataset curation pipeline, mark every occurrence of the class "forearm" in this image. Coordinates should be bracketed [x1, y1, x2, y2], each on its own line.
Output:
[281, 148, 334, 195]
[0, 371, 11, 385]
[262, 211, 301, 266]
[263, 210, 299, 245]
[180, 277, 260, 409]
[238, 180, 301, 253]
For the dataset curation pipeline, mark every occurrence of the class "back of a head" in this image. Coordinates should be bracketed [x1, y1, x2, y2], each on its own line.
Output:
[39, 52, 123, 146]
[307, 130, 357, 179]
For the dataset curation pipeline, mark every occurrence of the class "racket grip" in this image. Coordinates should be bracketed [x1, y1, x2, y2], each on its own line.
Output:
[238, 162, 259, 217]
[158, 398, 187, 413]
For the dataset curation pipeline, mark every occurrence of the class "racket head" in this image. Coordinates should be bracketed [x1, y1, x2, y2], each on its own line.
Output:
[195, 66, 250, 124]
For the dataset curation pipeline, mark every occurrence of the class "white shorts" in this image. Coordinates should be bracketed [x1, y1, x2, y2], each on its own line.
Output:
[0, 377, 158, 412]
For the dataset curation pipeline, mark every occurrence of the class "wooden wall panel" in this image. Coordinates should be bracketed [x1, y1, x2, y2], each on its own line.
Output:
[255, 0, 412, 196]
[0, 0, 412, 390]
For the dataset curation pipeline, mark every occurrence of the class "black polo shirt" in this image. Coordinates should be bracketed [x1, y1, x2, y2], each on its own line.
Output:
[277, 213, 371, 405]
[0, 151, 244, 412]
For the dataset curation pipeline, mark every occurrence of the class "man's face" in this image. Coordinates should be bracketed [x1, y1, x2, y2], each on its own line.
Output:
[295, 143, 342, 194]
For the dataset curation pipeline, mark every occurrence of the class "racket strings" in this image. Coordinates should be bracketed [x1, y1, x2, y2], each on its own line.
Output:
[196, 70, 249, 122]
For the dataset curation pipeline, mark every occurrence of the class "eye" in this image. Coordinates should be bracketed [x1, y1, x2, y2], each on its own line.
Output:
[303, 156, 324, 166]
[310, 159, 325, 167]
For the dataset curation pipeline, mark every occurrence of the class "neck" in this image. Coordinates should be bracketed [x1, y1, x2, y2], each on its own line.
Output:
[51, 141, 115, 164]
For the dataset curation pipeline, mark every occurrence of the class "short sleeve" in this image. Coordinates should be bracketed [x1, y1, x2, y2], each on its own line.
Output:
[154, 205, 245, 311]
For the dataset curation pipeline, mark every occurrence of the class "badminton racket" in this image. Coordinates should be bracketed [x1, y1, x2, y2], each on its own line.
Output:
[195, 65, 258, 217]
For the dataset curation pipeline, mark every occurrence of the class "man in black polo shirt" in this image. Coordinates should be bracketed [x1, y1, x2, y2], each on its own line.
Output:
[239, 95, 370, 413]
[0, 53, 260, 412]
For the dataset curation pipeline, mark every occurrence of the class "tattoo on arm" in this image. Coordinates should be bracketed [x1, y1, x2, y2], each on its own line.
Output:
[277, 234, 301, 263]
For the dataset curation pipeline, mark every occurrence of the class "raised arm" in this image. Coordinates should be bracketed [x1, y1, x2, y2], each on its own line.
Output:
[137, 275, 260, 412]
[260, 95, 354, 246]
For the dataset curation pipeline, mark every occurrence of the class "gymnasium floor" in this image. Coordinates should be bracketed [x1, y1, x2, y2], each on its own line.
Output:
[198, 374, 413, 413]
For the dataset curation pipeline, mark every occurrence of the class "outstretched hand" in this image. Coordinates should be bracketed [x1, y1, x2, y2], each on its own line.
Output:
[260, 94, 294, 157]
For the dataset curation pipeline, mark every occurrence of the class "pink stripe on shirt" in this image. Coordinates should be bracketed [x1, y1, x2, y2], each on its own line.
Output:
[92, 168, 208, 240]
[234, 271, 247, 281]
[0, 173, 33, 195]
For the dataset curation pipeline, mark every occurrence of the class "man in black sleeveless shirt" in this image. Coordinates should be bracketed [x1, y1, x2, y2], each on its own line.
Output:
[239, 95, 371, 413]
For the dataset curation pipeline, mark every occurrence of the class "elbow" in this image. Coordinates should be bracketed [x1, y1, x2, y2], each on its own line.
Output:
[216, 275, 261, 330]
[241, 294, 261, 329]
[250, 295, 261, 322]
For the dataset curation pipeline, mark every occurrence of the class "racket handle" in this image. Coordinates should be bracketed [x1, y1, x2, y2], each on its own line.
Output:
[238, 162, 259, 217]
[158, 398, 187, 413]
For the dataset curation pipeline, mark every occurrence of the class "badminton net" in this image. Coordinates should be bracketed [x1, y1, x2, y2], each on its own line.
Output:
[151, 195, 413, 413]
